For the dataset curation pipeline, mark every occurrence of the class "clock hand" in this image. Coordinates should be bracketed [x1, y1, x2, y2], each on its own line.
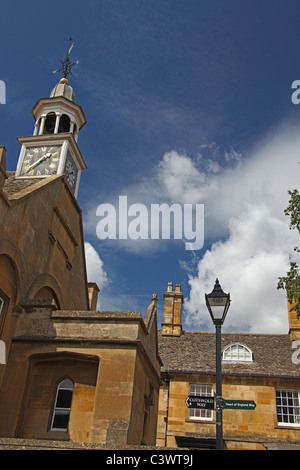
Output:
[25, 152, 52, 173]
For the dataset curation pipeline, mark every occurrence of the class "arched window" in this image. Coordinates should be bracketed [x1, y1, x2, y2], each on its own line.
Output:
[34, 286, 60, 308]
[0, 254, 18, 334]
[51, 378, 74, 431]
[44, 112, 56, 134]
[58, 114, 70, 133]
[222, 343, 253, 363]
[0, 296, 4, 316]
[0, 290, 9, 333]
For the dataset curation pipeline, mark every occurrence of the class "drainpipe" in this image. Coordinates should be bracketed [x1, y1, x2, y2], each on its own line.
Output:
[164, 373, 171, 447]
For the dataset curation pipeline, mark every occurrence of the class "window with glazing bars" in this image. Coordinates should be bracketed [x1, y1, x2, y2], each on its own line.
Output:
[188, 384, 213, 421]
[222, 343, 253, 362]
[275, 389, 300, 427]
[51, 379, 74, 431]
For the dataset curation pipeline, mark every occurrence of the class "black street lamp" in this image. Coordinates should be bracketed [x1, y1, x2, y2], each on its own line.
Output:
[205, 278, 230, 450]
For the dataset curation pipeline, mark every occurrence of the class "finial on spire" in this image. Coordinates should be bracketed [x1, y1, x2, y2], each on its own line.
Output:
[53, 37, 79, 80]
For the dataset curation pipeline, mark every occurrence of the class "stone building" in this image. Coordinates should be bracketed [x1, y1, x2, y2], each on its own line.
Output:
[0, 78, 161, 446]
[1, 70, 300, 451]
[157, 283, 300, 450]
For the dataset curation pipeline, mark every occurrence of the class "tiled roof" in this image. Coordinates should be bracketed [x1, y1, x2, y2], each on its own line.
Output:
[158, 330, 300, 378]
[3, 172, 61, 199]
[3, 172, 40, 197]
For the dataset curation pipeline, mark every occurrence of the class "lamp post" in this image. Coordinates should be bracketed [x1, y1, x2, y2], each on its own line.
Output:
[205, 278, 230, 450]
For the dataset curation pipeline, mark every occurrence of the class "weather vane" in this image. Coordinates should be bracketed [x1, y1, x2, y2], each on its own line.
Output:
[53, 37, 79, 80]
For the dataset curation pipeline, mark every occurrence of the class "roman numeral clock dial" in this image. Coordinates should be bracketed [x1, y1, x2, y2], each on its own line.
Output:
[20, 145, 62, 176]
[64, 151, 78, 192]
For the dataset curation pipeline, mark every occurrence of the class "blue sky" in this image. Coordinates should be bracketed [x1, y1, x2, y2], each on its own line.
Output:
[1, 0, 300, 333]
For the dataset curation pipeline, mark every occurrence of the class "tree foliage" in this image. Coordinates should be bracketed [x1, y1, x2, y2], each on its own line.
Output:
[277, 187, 300, 317]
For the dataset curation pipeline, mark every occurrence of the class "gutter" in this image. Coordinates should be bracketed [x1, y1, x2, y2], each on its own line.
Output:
[162, 368, 300, 380]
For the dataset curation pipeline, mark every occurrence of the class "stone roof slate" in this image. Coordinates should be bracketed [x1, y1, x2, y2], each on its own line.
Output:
[3, 172, 39, 196]
[158, 330, 300, 378]
[3, 172, 62, 199]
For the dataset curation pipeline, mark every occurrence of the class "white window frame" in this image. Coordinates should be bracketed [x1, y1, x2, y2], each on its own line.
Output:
[188, 384, 213, 421]
[222, 343, 253, 363]
[275, 388, 300, 427]
[50, 378, 74, 432]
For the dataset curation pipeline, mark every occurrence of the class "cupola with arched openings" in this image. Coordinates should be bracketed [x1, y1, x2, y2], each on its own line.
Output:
[15, 77, 87, 198]
[31, 77, 85, 143]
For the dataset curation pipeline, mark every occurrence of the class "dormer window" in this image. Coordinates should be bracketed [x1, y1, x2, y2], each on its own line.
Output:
[222, 343, 253, 363]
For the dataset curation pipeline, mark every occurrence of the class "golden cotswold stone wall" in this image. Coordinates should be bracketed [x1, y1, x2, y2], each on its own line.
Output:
[0, 300, 161, 446]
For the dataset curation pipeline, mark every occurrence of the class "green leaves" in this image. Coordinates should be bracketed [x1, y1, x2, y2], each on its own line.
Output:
[277, 181, 300, 317]
[284, 189, 300, 234]
[278, 261, 300, 317]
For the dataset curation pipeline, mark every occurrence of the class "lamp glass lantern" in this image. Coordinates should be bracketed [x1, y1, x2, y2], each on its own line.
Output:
[205, 278, 230, 325]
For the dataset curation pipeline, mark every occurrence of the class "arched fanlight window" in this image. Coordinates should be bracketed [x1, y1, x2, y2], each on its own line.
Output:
[51, 378, 74, 431]
[222, 343, 253, 363]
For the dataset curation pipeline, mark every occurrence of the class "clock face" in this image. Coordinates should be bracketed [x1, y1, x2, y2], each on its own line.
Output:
[64, 152, 78, 191]
[20, 145, 62, 176]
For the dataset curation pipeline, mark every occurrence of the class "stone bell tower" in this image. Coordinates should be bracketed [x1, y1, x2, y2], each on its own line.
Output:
[15, 42, 86, 198]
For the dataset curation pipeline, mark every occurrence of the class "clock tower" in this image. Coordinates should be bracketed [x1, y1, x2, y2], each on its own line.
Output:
[15, 76, 87, 198]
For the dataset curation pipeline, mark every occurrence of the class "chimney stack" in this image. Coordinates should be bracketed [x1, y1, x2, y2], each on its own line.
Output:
[88, 282, 100, 311]
[288, 298, 300, 340]
[161, 282, 183, 336]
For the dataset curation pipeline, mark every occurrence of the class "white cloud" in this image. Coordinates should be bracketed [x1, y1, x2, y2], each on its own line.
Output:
[84, 242, 109, 291]
[157, 126, 300, 243]
[157, 150, 210, 203]
[171, 124, 300, 333]
[84, 242, 149, 313]
[83, 121, 300, 332]
[184, 202, 299, 333]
